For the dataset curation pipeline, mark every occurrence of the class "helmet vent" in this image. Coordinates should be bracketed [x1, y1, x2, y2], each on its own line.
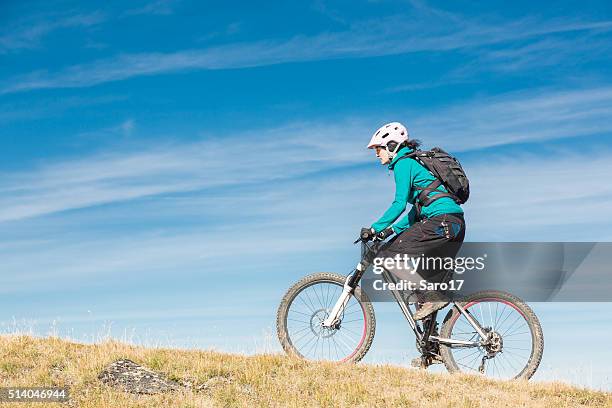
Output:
[381, 133, 389, 139]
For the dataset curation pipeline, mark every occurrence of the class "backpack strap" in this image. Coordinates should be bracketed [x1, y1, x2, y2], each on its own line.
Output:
[412, 181, 456, 220]
[387, 151, 417, 170]
[415, 179, 456, 207]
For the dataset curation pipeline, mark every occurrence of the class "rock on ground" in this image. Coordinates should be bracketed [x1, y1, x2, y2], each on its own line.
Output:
[98, 359, 180, 395]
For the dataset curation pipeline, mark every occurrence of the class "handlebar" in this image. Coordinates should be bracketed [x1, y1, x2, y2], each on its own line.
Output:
[354, 235, 373, 244]
[354, 229, 374, 244]
[353, 234, 386, 245]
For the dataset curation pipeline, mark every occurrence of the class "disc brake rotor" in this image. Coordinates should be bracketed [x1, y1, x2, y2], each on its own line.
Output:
[310, 308, 337, 338]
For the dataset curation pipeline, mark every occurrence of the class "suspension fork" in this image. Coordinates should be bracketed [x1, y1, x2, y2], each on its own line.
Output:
[321, 260, 368, 327]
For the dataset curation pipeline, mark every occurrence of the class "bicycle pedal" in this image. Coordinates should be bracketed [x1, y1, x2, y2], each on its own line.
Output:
[410, 357, 425, 368]
[411, 355, 443, 369]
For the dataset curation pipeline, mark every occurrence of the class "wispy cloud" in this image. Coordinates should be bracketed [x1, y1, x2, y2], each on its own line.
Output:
[122, 0, 180, 17]
[383, 77, 472, 93]
[197, 22, 243, 43]
[0, 94, 127, 125]
[2, 145, 612, 293]
[0, 122, 370, 223]
[311, 0, 349, 25]
[411, 86, 612, 151]
[119, 119, 135, 137]
[0, 11, 106, 53]
[465, 152, 612, 240]
[1, 90, 612, 290]
[2, 85, 612, 223]
[471, 33, 612, 73]
[2, 15, 611, 94]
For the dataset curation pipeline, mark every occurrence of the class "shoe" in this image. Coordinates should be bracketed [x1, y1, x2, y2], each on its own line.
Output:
[410, 355, 443, 368]
[413, 301, 448, 320]
[412, 291, 449, 321]
[402, 291, 419, 305]
[411, 357, 426, 368]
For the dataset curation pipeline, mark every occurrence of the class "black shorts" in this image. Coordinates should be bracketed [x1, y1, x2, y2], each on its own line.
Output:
[377, 213, 466, 283]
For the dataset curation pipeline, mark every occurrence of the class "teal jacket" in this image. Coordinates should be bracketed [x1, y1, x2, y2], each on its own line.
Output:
[371, 146, 463, 234]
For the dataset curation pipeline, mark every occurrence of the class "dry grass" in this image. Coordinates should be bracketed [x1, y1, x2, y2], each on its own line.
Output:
[0, 335, 610, 408]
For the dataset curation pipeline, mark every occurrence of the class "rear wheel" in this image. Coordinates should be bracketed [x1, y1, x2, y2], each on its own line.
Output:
[276, 272, 375, 363]
[439, 291, 543, 380]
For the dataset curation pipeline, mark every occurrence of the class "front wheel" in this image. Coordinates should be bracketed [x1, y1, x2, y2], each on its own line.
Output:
[439, 290, 544, 380]
[276, 272, 376, 363]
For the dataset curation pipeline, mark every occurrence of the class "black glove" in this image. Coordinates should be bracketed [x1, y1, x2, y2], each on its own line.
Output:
[360, 227, 376, 241]
[376, 227, 394, 240]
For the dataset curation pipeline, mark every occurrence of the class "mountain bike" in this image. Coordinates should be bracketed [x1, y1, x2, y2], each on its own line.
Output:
[276, 235, 544, 380]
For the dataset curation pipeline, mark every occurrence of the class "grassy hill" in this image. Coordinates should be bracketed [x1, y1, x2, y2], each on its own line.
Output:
[0, 335, 610, 408]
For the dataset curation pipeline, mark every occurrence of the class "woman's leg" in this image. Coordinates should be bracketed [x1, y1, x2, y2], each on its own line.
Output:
[376, 213, 465, 320]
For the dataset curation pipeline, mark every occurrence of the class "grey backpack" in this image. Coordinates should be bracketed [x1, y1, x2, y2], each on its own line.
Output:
[392, 147, 469, 213]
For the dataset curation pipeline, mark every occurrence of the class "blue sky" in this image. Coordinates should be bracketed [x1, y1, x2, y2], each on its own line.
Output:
[1, 0, 612, 390]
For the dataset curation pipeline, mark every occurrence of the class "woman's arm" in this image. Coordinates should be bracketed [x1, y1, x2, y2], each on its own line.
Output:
[391, 206, 417, 233]
[371, 160, 412, 233]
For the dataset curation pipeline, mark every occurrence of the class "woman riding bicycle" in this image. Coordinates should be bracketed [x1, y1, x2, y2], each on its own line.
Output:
[362, 122, 466, 320]
[278, 141, 542, 377]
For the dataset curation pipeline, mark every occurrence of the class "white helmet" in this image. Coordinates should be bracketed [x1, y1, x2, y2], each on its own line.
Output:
[367, 122, 409, 158]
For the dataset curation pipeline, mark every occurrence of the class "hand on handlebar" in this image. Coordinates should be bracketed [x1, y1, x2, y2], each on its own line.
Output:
[375, 227, 394, 240]
[360, 227, 376, 242]
[354, 226, 395, 244]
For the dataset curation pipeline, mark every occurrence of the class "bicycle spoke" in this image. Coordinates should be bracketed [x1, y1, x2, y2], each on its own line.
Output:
[312, 285, 325, 309]
[288, 325, 312, 340]
[493, 302, 501, 329]
[503, 322, 528, 337]
[334, 332, 353, 353]
[341, 325, 362, 337]
[500, 315, 522, 337]
[504, 346, 531, 351]
[331, 335, 341, 360]
[304, 289, 319, 314]
[499, 352, 519, 373]
[495, 306, 514, 332]
[291, 310, 312, 317]
[455, 348, 481, 362]
[503, 331, 530, 338]
[297, 331, 318, 349]
[308, 333, 321, 358]
[324, 284, 333, 309]
[343, 309, 363, 316]
[492, 356, 502, 378]
[341, 318, 363, 324]
[298, 296, 315, 314]
[503, 349, 529, 360]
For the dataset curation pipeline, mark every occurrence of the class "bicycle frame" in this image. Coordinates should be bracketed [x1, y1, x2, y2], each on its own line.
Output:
[322, 240, 488, 348]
